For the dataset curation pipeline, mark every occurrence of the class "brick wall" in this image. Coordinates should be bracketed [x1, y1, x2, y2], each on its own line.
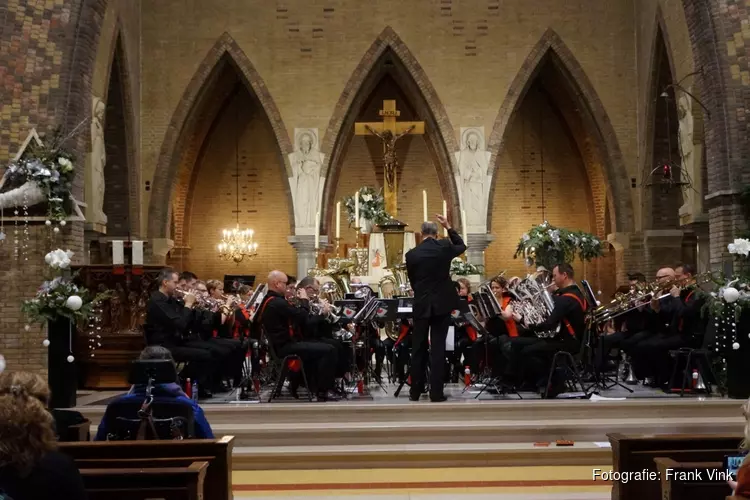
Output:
[0, 0, 106, 373]
[140, 0, 641, 246]
[485, 86, 597, 282]
[176, 89, 296, 280]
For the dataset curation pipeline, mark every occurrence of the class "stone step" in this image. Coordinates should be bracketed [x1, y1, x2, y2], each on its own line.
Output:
[232, 441, 613, 470]
[211, 416, 741, 447]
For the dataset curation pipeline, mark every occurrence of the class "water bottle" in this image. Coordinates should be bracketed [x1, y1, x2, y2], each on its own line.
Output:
[464, 366, 471, 387]
[692, 369, 698, 389]
[185, 378, 192, 399]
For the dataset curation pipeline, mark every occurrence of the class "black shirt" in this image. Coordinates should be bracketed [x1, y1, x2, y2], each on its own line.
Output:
[670, 287, 705, 336]
[530, 284, 587, 342]
[258, 290, 310, 352]
[144, 291, 193, 346]
[0, 450, 87, 500]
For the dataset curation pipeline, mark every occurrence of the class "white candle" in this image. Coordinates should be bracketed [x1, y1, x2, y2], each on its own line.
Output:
[314, 211, 320, 248]
[336, 202, 341, 239]
[461, 209, 468, 243]
[354, 191, 359, 226]
[422, 190, 428, 222]
[442, 200, 448, 236]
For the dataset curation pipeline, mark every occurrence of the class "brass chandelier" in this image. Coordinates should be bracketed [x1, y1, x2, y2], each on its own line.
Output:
[217, 106, 258, 263]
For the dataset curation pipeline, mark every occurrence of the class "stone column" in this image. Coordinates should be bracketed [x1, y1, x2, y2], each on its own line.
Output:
[149, 238, 174, 266]
[465, 233, 495, 275]
[288, 235, 329, 279]
[643, 229, 685, 274]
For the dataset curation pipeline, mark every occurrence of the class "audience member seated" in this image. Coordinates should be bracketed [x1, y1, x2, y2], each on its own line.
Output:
[0, 371, 87, 499]
[94, 346, 213, 441]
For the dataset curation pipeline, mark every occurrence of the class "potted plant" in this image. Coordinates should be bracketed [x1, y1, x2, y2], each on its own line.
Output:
[450, 257, 484, 285]
[513, 221, 604, 271]
[342, 187, 391, 234]
[21, 249, 110, 408]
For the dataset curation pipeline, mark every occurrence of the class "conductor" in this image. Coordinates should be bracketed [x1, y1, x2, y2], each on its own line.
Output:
[405, 215, 467, 402]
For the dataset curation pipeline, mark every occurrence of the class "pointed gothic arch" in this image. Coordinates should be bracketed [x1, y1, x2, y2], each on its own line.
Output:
[486, 28, 634, 234]
[89, 13, 140, 237]
[148, 33, 293, 240]
[319, 26, 459, 232]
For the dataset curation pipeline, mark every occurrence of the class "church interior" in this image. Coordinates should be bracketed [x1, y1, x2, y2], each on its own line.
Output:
[2, 0, 750, 499]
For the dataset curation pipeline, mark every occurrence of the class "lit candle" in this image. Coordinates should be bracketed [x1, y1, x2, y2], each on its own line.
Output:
[442, 199, 447, 236]
[336, 201, 341, 239]
[461, 209, 468, 244]
[422, 190, 428, 222]
[354, 191, 359, 227]
[314, 211, 320, 249]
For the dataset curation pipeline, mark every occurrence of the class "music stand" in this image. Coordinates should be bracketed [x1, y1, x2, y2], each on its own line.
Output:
[335, 299, 365, 321]
[580, 280, 633, 394]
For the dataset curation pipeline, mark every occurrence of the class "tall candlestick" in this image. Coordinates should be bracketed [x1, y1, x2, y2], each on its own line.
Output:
[336, 202, 341, 239]
[314, 211, 320, 248]
[442, 199, 448, 236]
[354, 191, 359, 226]
[422, 190, 428, 222]
[461, 209, 468, 244]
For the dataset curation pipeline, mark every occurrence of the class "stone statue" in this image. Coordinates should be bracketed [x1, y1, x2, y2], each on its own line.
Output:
[676, 92, 703, 221]
[454, 127, 491, 232]
[288, 128, 325, 233]
[677, 93, 694, 170]
[89, 96, 107, 224]
[365, 124, 415, 192]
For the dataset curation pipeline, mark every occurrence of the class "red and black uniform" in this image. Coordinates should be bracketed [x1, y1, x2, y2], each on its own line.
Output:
[518, 284, 588, 391]
[190, 308, 244, 390]
[258, 290, 338, 394]
[632, 287, 704, 385]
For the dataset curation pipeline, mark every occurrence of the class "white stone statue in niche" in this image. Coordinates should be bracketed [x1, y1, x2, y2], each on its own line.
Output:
[676, 92, 702, 219]
[288, 128, 325, 234]
[88, 96, 107, 225]
[454, 127, 491, 233]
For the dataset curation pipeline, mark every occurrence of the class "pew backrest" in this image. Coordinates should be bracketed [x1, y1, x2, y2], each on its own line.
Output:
[654, 457, 731, 500]
[608, 433, 742, 500]
[79, 460, 208, 500]
[60, 435, 234, 500]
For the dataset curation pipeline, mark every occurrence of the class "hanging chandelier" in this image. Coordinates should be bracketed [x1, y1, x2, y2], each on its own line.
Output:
[217, 106, 258, 263]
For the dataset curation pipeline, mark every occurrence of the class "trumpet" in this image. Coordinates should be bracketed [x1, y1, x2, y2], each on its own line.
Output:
[308, 291, 342, 323]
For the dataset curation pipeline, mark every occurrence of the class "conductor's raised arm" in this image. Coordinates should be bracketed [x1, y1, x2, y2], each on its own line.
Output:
[436, 214, 466, 257]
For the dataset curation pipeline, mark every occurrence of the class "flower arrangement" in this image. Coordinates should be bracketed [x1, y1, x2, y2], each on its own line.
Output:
[450, 257, 483, 276]
[513, 221, 604, 271]
[342, 187, 391, 226]
[21, 249, 110, 325]
[2, 129, 76, 222]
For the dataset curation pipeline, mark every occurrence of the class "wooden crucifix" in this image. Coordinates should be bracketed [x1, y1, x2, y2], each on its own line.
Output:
[354, 100, 425, 216]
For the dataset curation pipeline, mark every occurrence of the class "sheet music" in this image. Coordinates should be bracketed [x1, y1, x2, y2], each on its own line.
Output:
[397, 306, 412, 313]
[446, 326, 455, 351]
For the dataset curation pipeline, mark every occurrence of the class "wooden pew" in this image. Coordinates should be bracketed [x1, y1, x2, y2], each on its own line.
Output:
[59, 436, 234, 500]
[608, 433, 741, 500]
[654, 457, 732, 500]
[80, 461, 208, 500]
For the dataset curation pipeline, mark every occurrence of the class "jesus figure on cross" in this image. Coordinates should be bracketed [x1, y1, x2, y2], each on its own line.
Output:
[364, 124, 416, 192]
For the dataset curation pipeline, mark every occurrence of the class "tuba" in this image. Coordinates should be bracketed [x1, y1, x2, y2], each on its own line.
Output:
[309, 258, 354, 303]
[378, 264, 411, 298]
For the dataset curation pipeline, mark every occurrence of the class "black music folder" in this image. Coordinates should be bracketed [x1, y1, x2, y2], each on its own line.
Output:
[334, 299, 365, 320]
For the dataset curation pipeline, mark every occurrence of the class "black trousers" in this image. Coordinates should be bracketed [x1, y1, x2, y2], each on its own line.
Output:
[519, 336, 578, 387]
[279, 341, 338, 393]
[632, 333, 688, 382]
[165, 340, 216, 388]
[316, 337, 351, 377]
[411, 314, 450, 399]
[621, 330, 652, 353]
[597, 330, 635, 372]
[209, 337, 245, 384]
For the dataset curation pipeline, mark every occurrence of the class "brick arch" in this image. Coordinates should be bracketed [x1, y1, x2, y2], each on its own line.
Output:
[148, 32, 294, 240]
[96, 21, 140, 237]
[486, 28, 634, 234]
[319, 26, 460, 232]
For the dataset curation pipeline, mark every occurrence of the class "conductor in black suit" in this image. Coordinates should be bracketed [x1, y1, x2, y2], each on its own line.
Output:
[405, 215, 467, 402]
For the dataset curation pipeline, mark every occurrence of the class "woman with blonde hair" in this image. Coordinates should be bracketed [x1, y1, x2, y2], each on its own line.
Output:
[0, 371, 86, 499]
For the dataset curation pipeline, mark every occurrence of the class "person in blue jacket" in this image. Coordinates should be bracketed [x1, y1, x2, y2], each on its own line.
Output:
[94, 346, 213, 440]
